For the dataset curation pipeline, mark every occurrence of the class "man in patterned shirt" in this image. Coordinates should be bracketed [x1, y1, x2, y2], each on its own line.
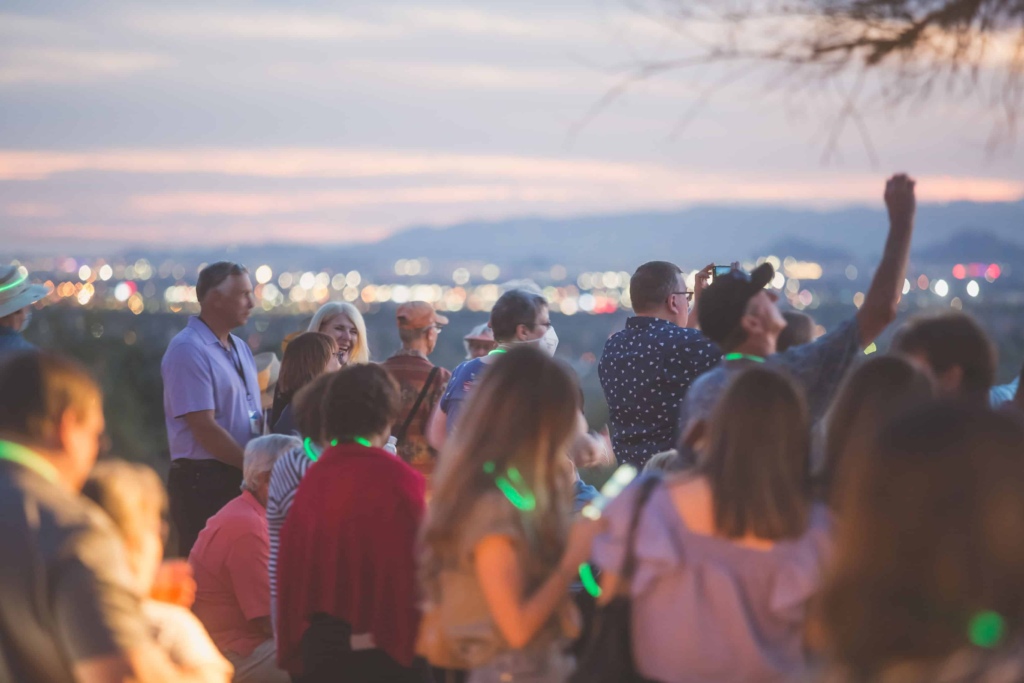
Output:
[677, 173, 918, 459]
[598, 261, 720, 467]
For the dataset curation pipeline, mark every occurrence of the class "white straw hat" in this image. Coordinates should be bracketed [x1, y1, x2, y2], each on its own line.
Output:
[0, 264, 48, 319]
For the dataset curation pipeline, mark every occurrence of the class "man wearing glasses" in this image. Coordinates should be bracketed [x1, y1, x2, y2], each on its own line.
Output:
[381, 302, 452, 481]
[598, 261, 719, 467]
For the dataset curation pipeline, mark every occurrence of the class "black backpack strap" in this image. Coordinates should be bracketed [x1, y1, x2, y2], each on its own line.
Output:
[395, 366, 441, 445]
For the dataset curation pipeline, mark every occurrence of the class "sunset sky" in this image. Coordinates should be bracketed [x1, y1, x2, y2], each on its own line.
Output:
[2, 0, 1022, 251]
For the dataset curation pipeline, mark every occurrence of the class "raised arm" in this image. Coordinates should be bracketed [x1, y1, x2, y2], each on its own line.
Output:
[685, 264, 714, 330]
[857, 174, 916, 346]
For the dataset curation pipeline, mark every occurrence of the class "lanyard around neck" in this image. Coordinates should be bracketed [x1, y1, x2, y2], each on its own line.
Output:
[197, 317, 253, 403]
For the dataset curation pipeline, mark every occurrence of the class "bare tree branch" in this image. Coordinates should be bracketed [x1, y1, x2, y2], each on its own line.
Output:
[573, 0, 1024, 158]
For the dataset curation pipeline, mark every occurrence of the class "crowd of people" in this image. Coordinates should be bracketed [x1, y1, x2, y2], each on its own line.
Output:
[5, 173, 1024, 683]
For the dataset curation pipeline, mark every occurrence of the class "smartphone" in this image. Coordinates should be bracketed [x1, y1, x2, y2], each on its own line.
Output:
[712, 265, 733, 280]
[581, 464, 639, 520]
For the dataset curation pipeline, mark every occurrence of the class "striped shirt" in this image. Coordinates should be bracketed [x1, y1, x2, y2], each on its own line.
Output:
[266, 444, 315, 623]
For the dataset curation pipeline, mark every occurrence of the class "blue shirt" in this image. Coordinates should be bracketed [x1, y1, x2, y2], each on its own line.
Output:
[272, 403, 298, 437]
[598, 317, 720, 467]
[0, 326, 34, 359]
[678, 316, 862, 441]
[990, 378, 1020, 406]
[161, 317, 261, 462]
[439, 356, 492, 433]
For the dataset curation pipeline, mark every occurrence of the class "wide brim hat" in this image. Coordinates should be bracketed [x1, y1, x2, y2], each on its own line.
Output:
[254, 352, 281, 393]
[0, 264, 48, 319]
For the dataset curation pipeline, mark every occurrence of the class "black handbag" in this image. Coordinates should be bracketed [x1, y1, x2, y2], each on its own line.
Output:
[570, 475, 661, 683]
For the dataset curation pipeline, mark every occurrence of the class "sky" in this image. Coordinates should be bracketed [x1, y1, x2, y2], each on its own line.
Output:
[1, 0, 1022, 251]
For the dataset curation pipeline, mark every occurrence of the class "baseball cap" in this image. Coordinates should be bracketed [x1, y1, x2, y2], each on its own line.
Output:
[697, 263, 775, 345]
[396, 301, 449, 330]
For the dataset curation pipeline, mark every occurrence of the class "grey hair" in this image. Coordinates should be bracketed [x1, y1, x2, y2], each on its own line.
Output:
[242, 434, 301, 491]
[196, 261, 248, 302]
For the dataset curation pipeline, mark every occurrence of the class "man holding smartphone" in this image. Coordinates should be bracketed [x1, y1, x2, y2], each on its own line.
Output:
[599, 262, 719, 467]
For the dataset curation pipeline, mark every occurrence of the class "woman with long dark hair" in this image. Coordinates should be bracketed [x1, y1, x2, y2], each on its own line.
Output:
[419, 346, 598, 682]
[270, 332, 339, 435]
[820, 403, 1024, 682]
[817, 354, 933, 507]
[593, 366, 830, 682]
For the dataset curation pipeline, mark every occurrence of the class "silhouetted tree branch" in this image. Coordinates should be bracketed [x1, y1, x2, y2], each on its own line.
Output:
[575, 0, 1024, 159]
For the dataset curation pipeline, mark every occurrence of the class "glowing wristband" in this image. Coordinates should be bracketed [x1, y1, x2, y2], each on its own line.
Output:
[579, 563, 601, 598]
[488, 348, 508, 356]
[969, 611, 1005, 649]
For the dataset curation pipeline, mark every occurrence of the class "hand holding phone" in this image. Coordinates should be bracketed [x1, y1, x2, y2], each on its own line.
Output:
[581, 464, 638, 520]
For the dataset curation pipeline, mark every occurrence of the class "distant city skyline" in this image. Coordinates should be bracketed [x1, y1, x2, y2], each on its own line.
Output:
[1, 0, 1022, 251]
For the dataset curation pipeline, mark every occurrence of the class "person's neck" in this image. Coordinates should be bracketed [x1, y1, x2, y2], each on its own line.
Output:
[401, 341, 430, 357]
[0, 318, 18, 331]
[729, 338, 774, 359]
[198, 313, 232, 345]
[635, 310, 679, 326]
[249, 488, 268, 508]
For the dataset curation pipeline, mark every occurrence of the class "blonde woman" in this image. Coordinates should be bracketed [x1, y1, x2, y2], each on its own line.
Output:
[83, 461, 233, 683]
[419, 346, 599, 682]
[307, 302, 370, 366]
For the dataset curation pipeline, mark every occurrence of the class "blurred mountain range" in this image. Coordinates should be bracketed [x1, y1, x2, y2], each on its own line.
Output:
[104, 198, 1024, 275]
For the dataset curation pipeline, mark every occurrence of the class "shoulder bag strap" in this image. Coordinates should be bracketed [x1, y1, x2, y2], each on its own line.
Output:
[396, 366, 442, 445]
[620, 475, 662, 582]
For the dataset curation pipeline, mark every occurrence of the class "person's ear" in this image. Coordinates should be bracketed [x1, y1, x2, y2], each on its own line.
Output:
[682, 419, 709, 454]
[665, 293, 682, 316]
[514, 323, 529, 341]
[938, 366, 965, 395]
[740, 313, 762, 338]
[55, 409, 76, 452]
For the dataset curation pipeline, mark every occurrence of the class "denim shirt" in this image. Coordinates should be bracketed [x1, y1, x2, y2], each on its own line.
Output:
[678, 316, 862, 442]
[0, 326, 34, 359]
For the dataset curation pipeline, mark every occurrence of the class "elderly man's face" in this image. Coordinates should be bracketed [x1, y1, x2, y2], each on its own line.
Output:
[468, 340, 497, 358]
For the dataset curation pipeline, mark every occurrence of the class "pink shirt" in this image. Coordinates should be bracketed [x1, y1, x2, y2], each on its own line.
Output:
[189, 490, 270, 657]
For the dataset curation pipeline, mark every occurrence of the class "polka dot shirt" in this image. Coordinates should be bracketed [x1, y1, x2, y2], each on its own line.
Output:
[598, 316, 720, 467]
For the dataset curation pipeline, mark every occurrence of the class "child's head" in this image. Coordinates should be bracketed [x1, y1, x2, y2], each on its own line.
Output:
[82, 460, 168, 594]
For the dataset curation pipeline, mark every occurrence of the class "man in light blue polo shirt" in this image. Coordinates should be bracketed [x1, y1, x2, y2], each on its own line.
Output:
[162, 261, 258, 556]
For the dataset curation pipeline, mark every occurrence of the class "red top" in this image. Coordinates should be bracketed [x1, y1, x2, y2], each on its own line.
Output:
[189, 490, 271, 658]
[275, 442, 426, 674]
